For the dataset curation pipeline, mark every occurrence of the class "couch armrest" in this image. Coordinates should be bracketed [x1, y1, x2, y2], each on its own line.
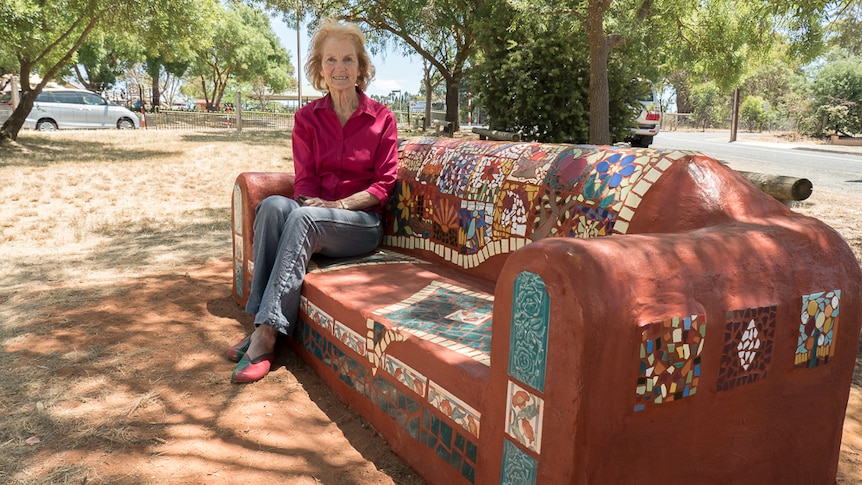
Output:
[231, 172, 295, 306]
[482, 217, 861, 483]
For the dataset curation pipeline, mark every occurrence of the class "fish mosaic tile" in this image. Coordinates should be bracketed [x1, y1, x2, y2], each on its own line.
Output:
[796, 290, 841, 368]
[717, 306, 776, 391]
[634, 314, 706, 412]
[505, 380, 544, 454]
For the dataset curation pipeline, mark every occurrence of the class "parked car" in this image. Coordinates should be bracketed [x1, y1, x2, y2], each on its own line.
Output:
[626, 80, 661, 148]
[0, 91, 12, 124]
[21, 88, 140, 130]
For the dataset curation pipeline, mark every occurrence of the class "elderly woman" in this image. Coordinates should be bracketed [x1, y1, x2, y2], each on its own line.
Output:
[226, 19, 399, 383]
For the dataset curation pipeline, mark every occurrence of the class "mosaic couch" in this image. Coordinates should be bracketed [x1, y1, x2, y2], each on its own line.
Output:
[231, 137, 861, 484]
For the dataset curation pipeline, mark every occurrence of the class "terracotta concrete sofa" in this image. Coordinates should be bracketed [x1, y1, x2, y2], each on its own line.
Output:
[231, 137, 861, 484]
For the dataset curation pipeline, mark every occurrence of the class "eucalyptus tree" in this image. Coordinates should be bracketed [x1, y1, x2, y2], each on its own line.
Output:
[0, 0, 205, 142]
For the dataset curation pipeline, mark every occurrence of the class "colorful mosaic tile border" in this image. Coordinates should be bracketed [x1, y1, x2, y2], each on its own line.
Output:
[634, 314, 706, 412]
[383, 354, 427, 397]
[373, 281, 493, 366]
[796, 289, 841, 368]
[717, 306, 776, 391]
[232, 184, 244, 297]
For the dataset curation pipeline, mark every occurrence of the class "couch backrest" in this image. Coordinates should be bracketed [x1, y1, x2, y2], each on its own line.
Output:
[381, 137, 787, 281]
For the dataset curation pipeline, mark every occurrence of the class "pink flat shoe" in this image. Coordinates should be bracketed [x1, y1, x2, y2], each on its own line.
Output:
[226, 335, 252, 363]
[231, 352, 275, 383]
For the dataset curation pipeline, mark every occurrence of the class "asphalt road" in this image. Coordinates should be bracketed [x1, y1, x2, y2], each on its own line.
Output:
[651, 130, 862, 194]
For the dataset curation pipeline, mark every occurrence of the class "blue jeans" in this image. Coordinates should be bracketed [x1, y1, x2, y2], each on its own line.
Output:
[245, 195, 383, 334]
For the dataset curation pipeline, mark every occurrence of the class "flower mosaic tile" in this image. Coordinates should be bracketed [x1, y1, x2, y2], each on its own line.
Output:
[384, 139, 686, 269]
[373, 281, 494, 366]
[634, 314, 706, 412]
[303, 297, 335, 334]
[505, 380, 544, 453]
[428, 380, 481, 438]
[796, 289, 841, 368]
[509, 272, 550, 392]
[717, 306, 776, 391]
[501, 439, 538, 485]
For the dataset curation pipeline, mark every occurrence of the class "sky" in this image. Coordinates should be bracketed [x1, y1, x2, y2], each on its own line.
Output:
[270, 17, 425, 98]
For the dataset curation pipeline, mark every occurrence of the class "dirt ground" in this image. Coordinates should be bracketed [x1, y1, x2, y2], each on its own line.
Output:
[0, 130, 860, 484]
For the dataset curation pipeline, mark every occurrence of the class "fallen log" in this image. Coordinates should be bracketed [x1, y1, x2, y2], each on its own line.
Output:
[471, 127, 521, 141]
[737, 171, 813, 202]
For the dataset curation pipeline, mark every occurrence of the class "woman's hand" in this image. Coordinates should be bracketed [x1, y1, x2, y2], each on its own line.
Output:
[300, 197, 341, 209]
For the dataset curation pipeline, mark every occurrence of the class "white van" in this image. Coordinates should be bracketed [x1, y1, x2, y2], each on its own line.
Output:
[23, 88, 140, 130]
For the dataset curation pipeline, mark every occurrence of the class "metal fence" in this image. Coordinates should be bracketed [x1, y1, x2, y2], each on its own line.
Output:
[140, 109, 294, 131]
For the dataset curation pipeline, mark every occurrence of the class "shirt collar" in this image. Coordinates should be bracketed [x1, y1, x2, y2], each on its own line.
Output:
[315, 87, 375, 118]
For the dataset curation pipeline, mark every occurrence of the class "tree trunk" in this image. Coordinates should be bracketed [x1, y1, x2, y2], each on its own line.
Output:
[0, 91, 38, 142]
[445, 77, 460, 133]
[424, 64, 432, 130]
[587, 4, 611, 145]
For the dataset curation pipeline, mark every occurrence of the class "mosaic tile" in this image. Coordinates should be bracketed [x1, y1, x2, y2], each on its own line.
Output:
[365, 318, 406, 375]
[232, 184, 243, 234]
[796, 290, 841, 368]
[306, 299, 335, 335]
[505, 380, 544, 454]
[634, 314, 706, 412]
[374, 281, 493, 365]
[422, 409, 478, 483]
[717, 306, 776, 391]
[428, 380, 481, 438]
[233, 260, 243, 298]
[307, 248, 429, 273]
[509, 272, 550, 392]
[383, 354, 427, 397]
[299, 312, 479, 483]
[334, 320, 366, 357]
[501, 439, 538, 485]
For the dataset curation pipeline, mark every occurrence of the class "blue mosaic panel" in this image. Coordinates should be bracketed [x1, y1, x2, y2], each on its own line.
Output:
[509, 272, 550, 392]
[500, 439, 537, 485]
[300, 321, 370, 398]
[796, 289, 841, 368]
[373, 376, 422, 439]
[717, 306, 776, 391]
[634, 314, 706, 412]
[381, 284, 493, 356]
[422, 408, 477, 483]
[298, 317, 478, 483]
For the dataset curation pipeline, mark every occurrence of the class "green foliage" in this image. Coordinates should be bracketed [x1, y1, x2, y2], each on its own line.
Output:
[188, 1, 293, 109]
[740, 95, 768, 132]
[811, 54, 862, 134]
[689, 82, 722, 130]
[473, 17, 638, 144]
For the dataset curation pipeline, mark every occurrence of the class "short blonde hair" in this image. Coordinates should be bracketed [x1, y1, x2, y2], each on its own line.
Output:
[305, 18, 375, 92]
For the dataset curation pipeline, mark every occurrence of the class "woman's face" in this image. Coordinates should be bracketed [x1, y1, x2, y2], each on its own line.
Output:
[320, 36, 359, 96]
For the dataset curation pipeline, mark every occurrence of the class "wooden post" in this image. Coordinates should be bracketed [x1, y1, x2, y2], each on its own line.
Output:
[471, 127, 521, 141]
[737, 171, 813, 202]
[730, 88, 740, 142]
[235, 92, 242, 132]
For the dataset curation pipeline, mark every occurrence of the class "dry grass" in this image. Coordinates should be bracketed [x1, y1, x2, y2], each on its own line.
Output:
[0, 130, 859, 483]
[0, 130, 290, 483]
